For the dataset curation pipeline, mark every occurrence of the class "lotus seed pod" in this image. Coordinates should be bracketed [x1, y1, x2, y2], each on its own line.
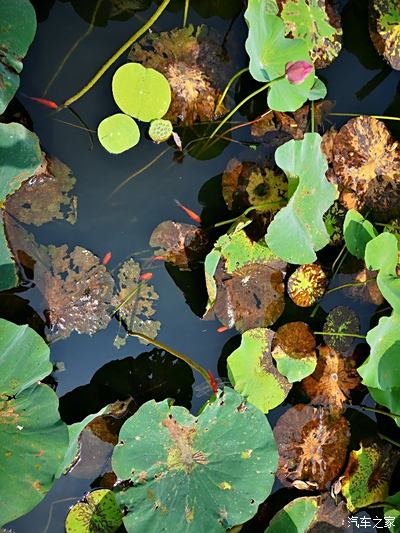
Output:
[148, 119, 173, 143]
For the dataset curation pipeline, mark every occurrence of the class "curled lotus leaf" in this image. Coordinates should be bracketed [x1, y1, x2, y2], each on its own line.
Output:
[5, 155, 77, 226]
[112, 388, 278, 532]
[341, 440, 400, 512]
[65, 489, 123, 533]
[112, 258, 160, 346]
[129, 25, 231, 125]
[273, 404, 350, 490]
[276, 0, 343, 68]
[227, 328, 292, 413]
[369, 0, 400, 70]
[343, 209, 378, 259]
[287, 263, 327, 307]
[0, 319, 69, 526]
[331, 116, 400, 215]
[271, 322, 317, 383]
[323, 306, 360, 353]
[204, 230, 286, 332]
[149, 220, 210, 269]
[301, 345, 361, 413]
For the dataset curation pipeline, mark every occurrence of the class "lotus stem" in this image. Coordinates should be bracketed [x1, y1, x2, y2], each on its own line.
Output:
[215, 67, 250, 115]
[324, 278, 376, 296]
[330, 112, 400, 122]
[311, 100, 315, 132]
[62, 0, 171, 107]
[378, 433, 400, 448]
[128, 331, 212, 386]
[362, 405, 400, 420]
[313, 331, 366, 339]
[213, 200, 286, 228]
[183, 0, 189, 27]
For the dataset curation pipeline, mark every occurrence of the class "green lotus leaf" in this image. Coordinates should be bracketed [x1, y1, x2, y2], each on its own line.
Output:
[112, 388, 278, 532]
[244, 0, 315, 112]
[265, 496, 318, 532]
[65, 489, 123, 533]
[368, 386, 400, 428]
[0, 122, 43, 290]
[97, 113, 140, 154]
[227, 328, 291, 412]
[112, 63, 171, 122]
[369, 0, 400, 70]
[0, 0, 37, 113]
[278, 0, 342, 68]
[308, 77, 327, 100]
[341, 440, 399, 512]
[343, 209, 378, 259]
[384, 491, 400, 532]
[266, 133, 337, 264]
[0, 319, 69, 526]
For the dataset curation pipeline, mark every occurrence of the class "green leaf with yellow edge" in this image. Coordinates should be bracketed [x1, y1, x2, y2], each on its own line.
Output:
[112, 63, 171, 122]
[228, 328, 291, 413]
[244, 0, 315, 112]
[343, 209, 378, 260]
[341, 440, 399, 512]
[65, 489, 123, 533]
[266, 133, 337, 264]
[265, 496, 318, 532]
[112, 388, 278, 532]
[97, 113, 140, 154]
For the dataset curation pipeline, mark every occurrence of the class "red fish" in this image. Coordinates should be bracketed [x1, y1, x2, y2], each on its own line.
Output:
[139, 272, 153, 282]
[27, 96, 59, 109]
[207, 370, 219, 395]
[174, 199, 201, 224]
[217, 326, 229, 333]
[102, 252, 112, 266]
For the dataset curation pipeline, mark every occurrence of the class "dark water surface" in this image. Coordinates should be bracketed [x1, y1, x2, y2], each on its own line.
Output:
[5, 0, 400, 530]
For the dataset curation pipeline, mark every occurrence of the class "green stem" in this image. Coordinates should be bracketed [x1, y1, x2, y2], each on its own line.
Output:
[376, 222, 400, 231]
[63, 0, 171, 107]
[112, 284, 143, 316]
[311, 100, 315, 133]
[330, 112, 400, 122]
[183, 0, 189, 26]
[213, 200, 286, 228]
[362, 405, 400, 420]
[313, 331, 366, 339]
[378, 433, 400, 448]
[209, 81, 275, 139]
[128, 331, 211, 386]
[214, 67, 250, 115]
[324, 278, 375, 296]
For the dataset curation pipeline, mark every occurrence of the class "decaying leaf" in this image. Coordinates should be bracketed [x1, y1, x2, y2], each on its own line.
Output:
[276, 0, 342, 68]
[369, 0, 400, 70]
[5, 217, 114, 341]
[273, 404, 350, 490]
[204, 230, 286, 332]
[341, 439, 400, 512]
[129, 25, 231, 126]
[5, 155, 77, 226]
[329, 116, 400, 216]
[221, 158, 287, 230]
[301, 345, 361, 413]
[287, 263, 327, 307]
[149, 220, 210, 269]
[271, 322, 318, 382]
[324, 200, 346, 246]
[345, 268, 384, 305]
[227, 328, 292, 413]
[112, 258, 160, 346]
[323, 306, 360, 353]
[65, 489, 123, 533]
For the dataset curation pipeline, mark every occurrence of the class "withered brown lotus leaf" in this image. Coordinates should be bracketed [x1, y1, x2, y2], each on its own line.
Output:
[323, 306, 360, 353]
[301, 345, 361, 413]
[287, 263, 328, 307]
[5, 155, 77, 226]
[332, 116, 400, 214]
[346, 268, 384, 305]
[129, 25, 230, 126]
[272, 321, 316, 359]
[149, 220, 210, 269]
[369, 0, 400, 71]
[273, 404, 350, 490]
[112, 258, 160, 346]
[308, 493, 349, 532]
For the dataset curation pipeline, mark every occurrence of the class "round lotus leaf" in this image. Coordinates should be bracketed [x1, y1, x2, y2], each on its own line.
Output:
[112, 63, 171, 122]
[149, 119, 173, 143]
[0, 0, 37, 113]
[323, 306, 360, 353]
[97, 113, 140, 154]
[112, 388, 278, 532]
[369, 0, 400, 70]
[65, 489, 123, 533]
[287, 263, 327, 307]
[0, 319, 69, 526]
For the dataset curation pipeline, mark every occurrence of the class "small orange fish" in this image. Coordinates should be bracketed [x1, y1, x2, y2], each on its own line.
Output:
[27, 96, 59, 109]
[102, 252, 112, 266]
[151, 255, 165, 261]
[217, 326, 229, 333]
[139, 272, 153, 282]
[207, 370, 219, 395]
[174, 199, 201, 224]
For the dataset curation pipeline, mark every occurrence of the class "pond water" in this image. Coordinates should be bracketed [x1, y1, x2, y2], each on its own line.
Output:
[4, 0, 400, 531]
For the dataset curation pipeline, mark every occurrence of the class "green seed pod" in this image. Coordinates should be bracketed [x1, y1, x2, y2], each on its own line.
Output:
[148, 119, 173, 143]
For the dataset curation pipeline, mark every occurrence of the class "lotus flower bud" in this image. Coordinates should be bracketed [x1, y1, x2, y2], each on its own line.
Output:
[285, 61, 313, 85]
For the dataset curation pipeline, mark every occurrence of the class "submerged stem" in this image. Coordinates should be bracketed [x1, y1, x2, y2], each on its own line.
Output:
[313, 331, 366, 339]
[330, 112, 400, 122]
[378, 433, 400, 448]
[63, 0, 171, 107]
[214, 67, 249, 115]
[128, 331, 211, 386]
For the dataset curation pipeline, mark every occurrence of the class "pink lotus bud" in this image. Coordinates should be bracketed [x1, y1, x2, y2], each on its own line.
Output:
[285, 61, 313, 85]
